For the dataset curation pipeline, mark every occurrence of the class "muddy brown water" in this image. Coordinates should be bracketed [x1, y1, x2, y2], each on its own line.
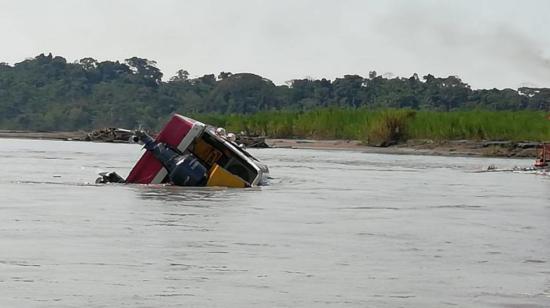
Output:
[0, 138, 549, 307]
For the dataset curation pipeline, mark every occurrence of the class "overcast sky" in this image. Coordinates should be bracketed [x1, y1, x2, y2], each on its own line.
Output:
[1, 0, 549, 89]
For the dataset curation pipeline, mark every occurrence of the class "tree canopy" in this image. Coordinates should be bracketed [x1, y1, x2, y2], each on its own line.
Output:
[0, 53, 549, 131]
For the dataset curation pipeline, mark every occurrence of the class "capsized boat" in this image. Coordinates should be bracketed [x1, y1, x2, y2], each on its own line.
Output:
[479, 143, 550, 174]
[98, 114, 269, 187]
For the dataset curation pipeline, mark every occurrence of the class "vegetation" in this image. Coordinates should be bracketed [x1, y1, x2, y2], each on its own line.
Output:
[0, 54, 549, 143]
[409, 111, 550, 141]
[367, 110, 416, 146]
[192, 109, 550, 142]
[1, 53, 550, 134]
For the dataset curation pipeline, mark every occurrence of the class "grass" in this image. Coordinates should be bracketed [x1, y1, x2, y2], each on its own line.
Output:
[409, 111, 550, 141]
[191, 108, 550, 143]
[367, 109, 416, 146]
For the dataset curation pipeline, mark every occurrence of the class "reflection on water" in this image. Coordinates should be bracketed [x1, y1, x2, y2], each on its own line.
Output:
[0, 138, 549, 307]
[132, 184, 262, 203]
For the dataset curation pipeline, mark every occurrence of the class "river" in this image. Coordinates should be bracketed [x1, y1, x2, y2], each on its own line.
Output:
[0, 138, 549, 307]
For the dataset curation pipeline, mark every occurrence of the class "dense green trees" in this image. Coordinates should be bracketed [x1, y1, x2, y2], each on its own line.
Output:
[0, 53, 549, 131]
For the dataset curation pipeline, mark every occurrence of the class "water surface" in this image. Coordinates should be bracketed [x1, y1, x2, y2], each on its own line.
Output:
[1, 138, 549, 307]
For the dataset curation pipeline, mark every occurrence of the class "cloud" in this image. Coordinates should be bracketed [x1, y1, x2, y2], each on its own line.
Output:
[1, 0, 549, 89]
[371, 1, 550, 88]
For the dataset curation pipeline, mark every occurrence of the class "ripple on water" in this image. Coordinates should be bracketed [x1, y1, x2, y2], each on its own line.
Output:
[0, 260, 41, 267]
[523, 259, 546, 264]
[429, 204, 484, 209]
[1, 142, 549, 307]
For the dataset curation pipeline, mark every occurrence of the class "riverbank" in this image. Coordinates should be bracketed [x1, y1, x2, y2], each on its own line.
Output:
[0, 130, 86, 141]
[267, 138, 539, 158]
[0, 130, 540, 158]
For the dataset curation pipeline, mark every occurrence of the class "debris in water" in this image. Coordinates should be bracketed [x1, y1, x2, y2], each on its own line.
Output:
[85, 128, 134, 143]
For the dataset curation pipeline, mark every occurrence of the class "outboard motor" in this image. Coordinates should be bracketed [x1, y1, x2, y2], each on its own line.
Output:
[133, 130, 208, 186]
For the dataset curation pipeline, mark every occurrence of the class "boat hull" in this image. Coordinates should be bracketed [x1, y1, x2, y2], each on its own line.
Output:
[126, 114, 269, 187]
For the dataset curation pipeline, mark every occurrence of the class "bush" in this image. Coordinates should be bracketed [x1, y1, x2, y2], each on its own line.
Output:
[366, 110, 416, 146]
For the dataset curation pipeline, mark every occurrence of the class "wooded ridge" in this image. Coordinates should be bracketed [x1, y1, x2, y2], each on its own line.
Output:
[1, 53, 549, 131]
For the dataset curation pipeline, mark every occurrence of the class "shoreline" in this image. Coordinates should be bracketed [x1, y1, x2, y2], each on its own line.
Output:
[267, 139, 538, 158]
[0, 130, 87, 141]
[0, 130, 540, 159]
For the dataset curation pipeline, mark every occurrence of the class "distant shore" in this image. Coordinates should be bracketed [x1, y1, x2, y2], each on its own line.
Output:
[0, 130, 86, 141]
[0, 130, 539, 159]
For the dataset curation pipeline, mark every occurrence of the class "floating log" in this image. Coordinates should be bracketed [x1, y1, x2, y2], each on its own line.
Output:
[236, 135, 270, 148]
[85, 128, 133, 142]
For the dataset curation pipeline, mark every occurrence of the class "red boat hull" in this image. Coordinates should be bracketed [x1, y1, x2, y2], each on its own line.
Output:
[126, 114, 206, 184]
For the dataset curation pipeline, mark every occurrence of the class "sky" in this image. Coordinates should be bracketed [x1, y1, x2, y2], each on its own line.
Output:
[1, 0, 549, 89]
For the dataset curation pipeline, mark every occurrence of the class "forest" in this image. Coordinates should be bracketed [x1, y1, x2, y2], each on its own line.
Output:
[0, 53, 549, 131]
